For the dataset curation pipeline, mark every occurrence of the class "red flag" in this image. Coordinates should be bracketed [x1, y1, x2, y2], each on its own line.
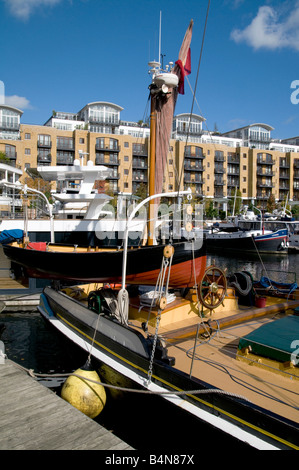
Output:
[175, 47, 191, 94]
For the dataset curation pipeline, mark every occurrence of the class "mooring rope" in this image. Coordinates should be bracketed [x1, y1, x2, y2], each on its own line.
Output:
[9, 359, 250, 402]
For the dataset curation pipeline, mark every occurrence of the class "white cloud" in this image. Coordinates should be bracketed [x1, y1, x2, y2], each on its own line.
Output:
[3, 0, 63, 20]
[5, 95, 33, 110]
[231, 2, 299, 51]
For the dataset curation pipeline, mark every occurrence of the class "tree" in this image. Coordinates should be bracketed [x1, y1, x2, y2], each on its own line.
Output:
[266, 193, 276, 213]
[0, 151, 10, 163]
[24, 175, 53, 203]
[133, 182, 147, 200]
[205, 200, 217, 219]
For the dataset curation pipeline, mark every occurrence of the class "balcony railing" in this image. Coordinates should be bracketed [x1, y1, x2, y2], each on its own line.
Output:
[257, 157, 275, 165]
[95, 143, 120, 152]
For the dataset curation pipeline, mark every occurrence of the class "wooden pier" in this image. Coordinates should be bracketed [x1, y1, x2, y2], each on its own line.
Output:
[0, 359, 133, 450]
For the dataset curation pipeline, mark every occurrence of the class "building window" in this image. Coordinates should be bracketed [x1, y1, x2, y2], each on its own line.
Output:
[25, 148, 31, 155]
[25, 133, 31, 140]
[79, 138, 84, 144]
[124, 156, 129, 161]
[124, 142, 129, 148]
[57, 136, 74, 150]
[38, 134, 51, 147]
[124, 169, 129, 175]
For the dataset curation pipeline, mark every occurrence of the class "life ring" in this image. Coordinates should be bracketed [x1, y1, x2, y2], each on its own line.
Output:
[198, 266, 227, 310]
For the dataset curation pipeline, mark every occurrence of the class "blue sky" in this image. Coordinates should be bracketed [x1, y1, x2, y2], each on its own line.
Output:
[1, 0, 299, 140]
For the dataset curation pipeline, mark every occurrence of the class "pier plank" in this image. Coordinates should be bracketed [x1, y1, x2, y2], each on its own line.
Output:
[0, 359, 133, 450]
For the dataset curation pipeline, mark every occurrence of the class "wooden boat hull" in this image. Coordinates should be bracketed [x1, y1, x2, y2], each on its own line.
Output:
[2, 240, 206, 287]
[38, 286, 299, 450]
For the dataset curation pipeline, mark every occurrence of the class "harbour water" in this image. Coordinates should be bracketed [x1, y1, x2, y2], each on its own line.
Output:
[1, 252, 298, 450]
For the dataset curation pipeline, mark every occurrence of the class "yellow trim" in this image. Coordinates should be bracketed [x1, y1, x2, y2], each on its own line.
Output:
[56, 312, 299, 450]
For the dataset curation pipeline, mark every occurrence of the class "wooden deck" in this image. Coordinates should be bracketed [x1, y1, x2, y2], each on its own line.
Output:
[0, 359, 133, 450]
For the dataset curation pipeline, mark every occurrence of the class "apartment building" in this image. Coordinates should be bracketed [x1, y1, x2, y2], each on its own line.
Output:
[1, 101, 299, 211]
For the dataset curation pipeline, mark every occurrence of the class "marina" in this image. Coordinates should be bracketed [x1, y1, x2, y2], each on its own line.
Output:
[1, 7, 299, 453]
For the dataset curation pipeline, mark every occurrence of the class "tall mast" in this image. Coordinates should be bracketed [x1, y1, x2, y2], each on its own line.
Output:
[148, 90, 157, 245]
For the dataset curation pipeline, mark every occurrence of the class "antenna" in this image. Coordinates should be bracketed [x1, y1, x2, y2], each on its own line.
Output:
[158, 11, 162, 68]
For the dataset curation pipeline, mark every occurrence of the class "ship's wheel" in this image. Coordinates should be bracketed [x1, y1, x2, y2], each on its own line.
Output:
[198, 265, 227, 310]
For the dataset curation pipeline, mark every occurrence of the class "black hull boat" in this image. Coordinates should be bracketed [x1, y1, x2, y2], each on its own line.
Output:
[2, 240, 206, 287]
[38, 282, 299, 450]
[205, 227, 288, 254]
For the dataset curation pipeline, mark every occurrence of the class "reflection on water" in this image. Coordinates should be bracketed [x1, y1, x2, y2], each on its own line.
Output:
[207, 252, 299, 284]
[0, 312, 87, 387]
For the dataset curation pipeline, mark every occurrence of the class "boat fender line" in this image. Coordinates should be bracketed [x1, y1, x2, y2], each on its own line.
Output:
[16, 359, 250, 401]
[278, 239, 287, 251]
[228, 271, 253, 296]
[117, 288, 129, 325]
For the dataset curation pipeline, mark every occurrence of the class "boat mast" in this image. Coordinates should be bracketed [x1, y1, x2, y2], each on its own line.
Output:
[148, 91, 157, 245]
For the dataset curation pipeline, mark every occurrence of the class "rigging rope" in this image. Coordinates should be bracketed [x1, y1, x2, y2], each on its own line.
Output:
[177, 0, 211, 193]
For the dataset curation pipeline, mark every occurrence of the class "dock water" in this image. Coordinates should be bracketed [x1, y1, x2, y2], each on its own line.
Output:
[0, 277, 41, 312]
[0, 359, 133, 450]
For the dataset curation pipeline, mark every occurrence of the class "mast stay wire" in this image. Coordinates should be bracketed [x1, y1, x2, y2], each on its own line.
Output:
[177, 0, 211, 193]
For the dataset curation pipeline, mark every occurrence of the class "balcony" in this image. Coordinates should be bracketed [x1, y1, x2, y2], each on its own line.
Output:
[37, 140, 52, 149]
[95, 142, 120, 152]
[227, 155, 240, 164]
[214, 165, 225, 174]
[0, 122, 20, 132]
[256, 191, 272, 199]
[132, 145, 148, 157]
[215, 154, 226, 162]
[132, 160, 148, 169]
[37, 154, 52, 164]
[56, 142, 75, 151]
[95, 156, 120, 165]
[257, 169, 275, 176]
[257, 180, 275, 188]
[214, 178, 226, 186]
[89, 117, 120, 126]
[257, 157, 275, 165]
[227, 178, 239, 186]
[56, 155, 73, 165]
[184, 148, 205, 159]
[227, 167, 239, 175]
[184, 163, 205, 171]
[279, 183, 289, 190]
[184, 175, 205, 184]
[132, 174, 148, 182]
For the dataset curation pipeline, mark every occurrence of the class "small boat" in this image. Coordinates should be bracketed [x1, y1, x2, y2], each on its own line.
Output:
[205, 224, 289, 254]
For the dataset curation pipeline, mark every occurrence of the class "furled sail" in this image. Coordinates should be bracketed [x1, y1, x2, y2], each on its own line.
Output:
[152, 20, 193, 196]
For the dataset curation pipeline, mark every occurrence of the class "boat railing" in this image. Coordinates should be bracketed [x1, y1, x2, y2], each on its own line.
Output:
[121, 188, 193, 290]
